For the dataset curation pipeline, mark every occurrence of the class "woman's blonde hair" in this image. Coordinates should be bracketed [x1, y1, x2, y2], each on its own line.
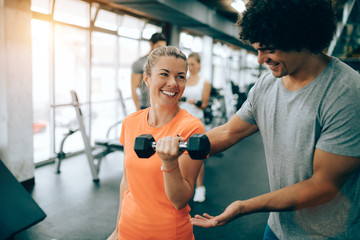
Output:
[144, 46, 188, 76]
[188, 52, 201, 63]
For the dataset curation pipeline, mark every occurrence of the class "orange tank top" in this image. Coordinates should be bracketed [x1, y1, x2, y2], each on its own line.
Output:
[119, 108, 204, 240]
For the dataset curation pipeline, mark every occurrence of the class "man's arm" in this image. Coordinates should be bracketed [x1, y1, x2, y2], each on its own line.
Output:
[131, 73, 142, 111]
[191, 149, 360, 227]
[207, 115, 258, 155]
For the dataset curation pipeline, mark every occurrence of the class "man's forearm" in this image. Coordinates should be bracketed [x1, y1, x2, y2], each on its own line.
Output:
[206, 115, 258, 155]
[240, 178, 339, 216]
[207, 125, 236, 154]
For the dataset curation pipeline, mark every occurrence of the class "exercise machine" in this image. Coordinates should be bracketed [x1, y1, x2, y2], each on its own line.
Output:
[54, 89, 126, 182]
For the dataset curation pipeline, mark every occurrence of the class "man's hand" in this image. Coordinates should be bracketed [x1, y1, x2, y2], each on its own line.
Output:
[190, 200, 243, 228]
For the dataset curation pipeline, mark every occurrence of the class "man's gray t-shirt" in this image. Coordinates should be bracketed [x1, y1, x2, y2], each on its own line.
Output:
[132, 55, 149, 109]
[237, 58, 360, 239]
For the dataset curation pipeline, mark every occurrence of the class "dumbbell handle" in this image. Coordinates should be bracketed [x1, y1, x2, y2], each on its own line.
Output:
[151, 142, 188, 150]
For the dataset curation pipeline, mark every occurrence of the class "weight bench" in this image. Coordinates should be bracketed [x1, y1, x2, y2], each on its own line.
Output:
[95, 139, 124, 151]
[53, 90, 126, 182]
[69, 90, 125, 182]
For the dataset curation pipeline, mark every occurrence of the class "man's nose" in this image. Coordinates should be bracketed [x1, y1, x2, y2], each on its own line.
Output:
[257, 51, 269, 65]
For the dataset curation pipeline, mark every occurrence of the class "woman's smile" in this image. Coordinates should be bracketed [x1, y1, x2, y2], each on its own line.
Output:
[161, 90, 177, 97]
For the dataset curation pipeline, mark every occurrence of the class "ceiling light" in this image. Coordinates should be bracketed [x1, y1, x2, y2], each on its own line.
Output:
[231, 0, 246, 13]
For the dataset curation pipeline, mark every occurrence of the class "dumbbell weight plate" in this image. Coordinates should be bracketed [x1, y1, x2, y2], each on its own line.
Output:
[187, 134, 210, 159]
[134, 134, 156, 158]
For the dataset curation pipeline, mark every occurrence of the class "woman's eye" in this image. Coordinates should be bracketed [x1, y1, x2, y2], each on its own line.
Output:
[176, 75, 186, 81]
[160, 73, 168, 77]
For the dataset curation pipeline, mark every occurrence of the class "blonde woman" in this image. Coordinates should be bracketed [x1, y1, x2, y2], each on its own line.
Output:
[108, 46, 206, 240]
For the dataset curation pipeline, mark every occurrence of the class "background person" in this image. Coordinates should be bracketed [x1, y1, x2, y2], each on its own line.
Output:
[108, 46, 205, 240]
[190, 0, 360, 239]
[180, 52, 211, 203]
[131, 32, 167, 110]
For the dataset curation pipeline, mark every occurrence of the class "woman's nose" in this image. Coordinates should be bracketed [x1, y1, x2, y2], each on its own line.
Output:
[167, 75, 177, 85]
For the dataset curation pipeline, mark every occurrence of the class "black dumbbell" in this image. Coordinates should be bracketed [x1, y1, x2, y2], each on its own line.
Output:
[134, 134, 210, 159]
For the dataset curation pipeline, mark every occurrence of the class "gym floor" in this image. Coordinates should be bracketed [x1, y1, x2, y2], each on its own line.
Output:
[14, 131, 270, 240]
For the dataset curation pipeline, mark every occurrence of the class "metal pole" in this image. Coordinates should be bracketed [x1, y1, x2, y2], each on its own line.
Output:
[70, 90, 99, 182]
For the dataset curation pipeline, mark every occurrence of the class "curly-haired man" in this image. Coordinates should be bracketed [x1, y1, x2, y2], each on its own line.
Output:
[191, 0, 360, 239]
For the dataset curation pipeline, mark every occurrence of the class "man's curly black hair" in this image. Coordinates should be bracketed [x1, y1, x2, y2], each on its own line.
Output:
[237, 0, 337, 53]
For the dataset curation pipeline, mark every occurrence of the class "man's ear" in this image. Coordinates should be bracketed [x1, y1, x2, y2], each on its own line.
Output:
[143, 73, 150, 87]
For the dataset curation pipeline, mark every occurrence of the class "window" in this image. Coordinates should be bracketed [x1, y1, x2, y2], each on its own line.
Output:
[31, 0, 53, 14]
[118, 15, 144, 39]
[54, 24, 89, 153]
[32, 19, 51, 163]
[31, 0, 162, 164]
[91, 32, 119, 142]
[54, 0, 90, 27]
[142, 23, 162, 39]
[94, 9, 118, 31]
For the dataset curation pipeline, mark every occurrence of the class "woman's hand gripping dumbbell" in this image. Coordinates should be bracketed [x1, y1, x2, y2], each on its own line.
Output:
[134, 134, 210, 160]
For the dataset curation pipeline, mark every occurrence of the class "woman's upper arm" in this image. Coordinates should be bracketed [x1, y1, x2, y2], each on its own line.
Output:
[179, 153, 204, 188]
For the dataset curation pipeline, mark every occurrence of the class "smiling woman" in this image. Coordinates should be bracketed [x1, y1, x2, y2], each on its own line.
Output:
[107, 46, 206, 240]
[144, 56, 187, 119]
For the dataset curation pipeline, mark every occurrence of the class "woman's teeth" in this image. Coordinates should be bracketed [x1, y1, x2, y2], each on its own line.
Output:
[161, 90, 176, 96]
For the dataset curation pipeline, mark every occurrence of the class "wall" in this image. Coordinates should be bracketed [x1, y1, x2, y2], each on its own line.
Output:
[0, 0, 34, 182]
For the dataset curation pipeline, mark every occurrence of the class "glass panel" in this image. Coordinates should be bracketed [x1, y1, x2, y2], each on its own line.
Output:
[91, 101, 122, 143]
[212, 59, 226, 89]
[117, 65, 134, 107]
[54, 24, 88, 104]
[31, 19, 51, 163]
[92, 31, 117, 65]
[54, 0, 90, 27]
[119, 37, 139, 67]
[142, 23, 162, 39]
[54, 105, 83, 153]
[31, 0, 52, 14]
[54, 24, 88, 153]
[118, 37, 137, 98]
[118, 15, 144, 38]
[118, 37, 139, 113]
[91, 66, 117, 101]
[213, 42, 223, 56]
[94, 9, 118, 31]
[180, 32, 193, 50]
[139, 40, 150, 57]
[192, 36, 203, 52]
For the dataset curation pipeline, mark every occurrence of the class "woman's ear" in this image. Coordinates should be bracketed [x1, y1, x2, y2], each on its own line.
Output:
[143, 73, 150, 87]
